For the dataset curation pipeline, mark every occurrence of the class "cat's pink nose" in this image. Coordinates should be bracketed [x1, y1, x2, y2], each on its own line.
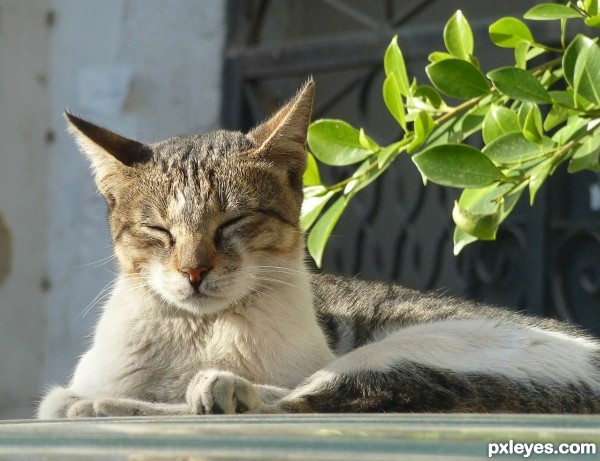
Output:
[181, 266, 210, 289]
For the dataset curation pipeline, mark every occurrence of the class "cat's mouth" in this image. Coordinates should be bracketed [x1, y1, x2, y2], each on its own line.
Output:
[147, 267, 250, 315]
[165, 280, 240, 315]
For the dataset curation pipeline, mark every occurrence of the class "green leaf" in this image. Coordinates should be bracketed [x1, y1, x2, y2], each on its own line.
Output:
[452, 200, 500, 240]
[344, 157, 388, 195]
[427, 112, 485, 147]
[543, 103, 569, 131]
[523, 3, 581, 20]
[563, 34, 600, 105]
[581, 0, 599, 16]
[549, 90, 575, 108]
[528, 158, 553, 204]
[303, 185, 328, 198]
[307, 195, 347, 267]
[384, 36, 410, 96]
[413, 85, 444, 109]
[460, 180, 525, 225]
[548, 89, 593, 110]
[489, 17, 534, 48]
[407, 111, 434, 153]
[308, 119, 374, 166]
[377, 141, 404, 168]
[453, 227, 478, 255]
[552, 116, 588, 143]
[303, 153, 321, 186]
[514, 41, 529, 69]
[526, 45, 547, 61]
[444, 10, 474, 60]
[426, 59, 490, 100]
[584, 16, 600, 27]
[412, 144, 506, 188]
[453, 181, 526, 252]
[519, 103, 543, 143]
[487, 67, 551, 104]
[568, 132, 600, 172]
[517, 102, 532, 128]
[300, 190, 335, 230]
[358, 128, 379, 151]
[482, 105, 520, 144]
[454, 182, 514, 238]
[428, 51, 455, 63]
[482, 132, 546, 165]
[383, 73, 407, 130]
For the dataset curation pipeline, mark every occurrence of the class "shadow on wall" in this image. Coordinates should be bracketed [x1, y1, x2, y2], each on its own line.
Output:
[0, 213, 9, 287]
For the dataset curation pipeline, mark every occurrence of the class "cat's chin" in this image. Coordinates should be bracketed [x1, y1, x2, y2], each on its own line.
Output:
[160, 291, 236, 316]
[182, 296, 236, 316]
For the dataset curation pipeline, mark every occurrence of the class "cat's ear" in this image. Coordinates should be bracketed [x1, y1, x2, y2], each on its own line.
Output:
[65, 112, 151, 186]
[247, 80, 314, 181]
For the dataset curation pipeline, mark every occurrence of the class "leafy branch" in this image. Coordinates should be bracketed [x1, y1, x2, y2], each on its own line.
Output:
[302, 1, 600, 267]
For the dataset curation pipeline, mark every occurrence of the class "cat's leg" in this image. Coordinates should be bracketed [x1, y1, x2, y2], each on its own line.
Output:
[92, 398, 189, 416]
[186, 369, 290, 414]
[38, 386, 191, 418]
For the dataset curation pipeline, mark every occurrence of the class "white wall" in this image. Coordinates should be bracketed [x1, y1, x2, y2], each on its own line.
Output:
[0, 0, 52, 420]
[0, 0, 226, 419]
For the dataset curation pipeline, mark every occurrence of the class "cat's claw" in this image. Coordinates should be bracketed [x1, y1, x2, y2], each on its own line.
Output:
[186, 370, 263, 414]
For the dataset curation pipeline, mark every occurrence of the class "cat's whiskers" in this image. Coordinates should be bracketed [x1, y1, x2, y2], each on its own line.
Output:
[74, 253, 118, 269]
[81, 278, 120, 317]
[81, 273, 153, 317]
[119, 276, 152, 295]
[246, 265, 308, 276]
[249, 286, 286, 309]
[247, 274, 296, 288]
[120, 273, 152, 284]
[244, 265, 313, 292]
[247, 274, 312, 296]
[234, 276, 288, 309]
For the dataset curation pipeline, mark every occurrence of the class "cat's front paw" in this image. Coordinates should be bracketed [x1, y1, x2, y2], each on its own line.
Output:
[66, 399, 96, 418]
[186, 370, 263, 414]
[65, 398, 134, 417]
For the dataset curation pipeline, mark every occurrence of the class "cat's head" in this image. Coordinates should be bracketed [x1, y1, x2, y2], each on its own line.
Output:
[67, 81, 314, 315]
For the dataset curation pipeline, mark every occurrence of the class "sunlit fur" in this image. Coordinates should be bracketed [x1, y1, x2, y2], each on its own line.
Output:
[38, 81, 600, 418]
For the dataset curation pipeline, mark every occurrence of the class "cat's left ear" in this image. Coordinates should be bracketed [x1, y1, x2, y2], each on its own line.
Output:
[247, 80, 314, 186]
[65, 113, 152, 193]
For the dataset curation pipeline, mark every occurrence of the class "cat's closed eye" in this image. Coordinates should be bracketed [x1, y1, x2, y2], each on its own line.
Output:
[220, 215, 249, 230]
[143, 224, 175, 246]
[215, 215, 250, 246]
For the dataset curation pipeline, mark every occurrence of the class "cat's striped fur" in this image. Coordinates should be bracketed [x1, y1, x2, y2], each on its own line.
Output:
[310, 274, 600, 413]
[37, 81, 600, 419]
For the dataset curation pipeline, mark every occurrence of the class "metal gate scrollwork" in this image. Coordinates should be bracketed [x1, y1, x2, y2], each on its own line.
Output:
[224, 0, 600, 335]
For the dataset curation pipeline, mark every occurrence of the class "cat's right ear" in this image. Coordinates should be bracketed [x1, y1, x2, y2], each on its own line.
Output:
[65, 112, 151, 190]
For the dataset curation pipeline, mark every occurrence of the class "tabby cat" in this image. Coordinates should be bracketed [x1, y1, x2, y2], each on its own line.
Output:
[38, 81, 600, 418]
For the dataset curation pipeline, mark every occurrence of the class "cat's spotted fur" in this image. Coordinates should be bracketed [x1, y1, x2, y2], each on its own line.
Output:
[38, 81, 600, 418]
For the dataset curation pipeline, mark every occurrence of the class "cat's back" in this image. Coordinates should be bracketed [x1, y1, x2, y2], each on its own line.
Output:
[311, 273, 594, 355]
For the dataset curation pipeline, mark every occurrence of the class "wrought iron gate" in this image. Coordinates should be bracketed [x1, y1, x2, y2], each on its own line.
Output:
[223, 0, 600, 334]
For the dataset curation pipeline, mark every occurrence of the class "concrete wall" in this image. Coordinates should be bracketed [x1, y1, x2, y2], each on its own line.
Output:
[0, 0, 52, 420]
[0, 0, 226, 419]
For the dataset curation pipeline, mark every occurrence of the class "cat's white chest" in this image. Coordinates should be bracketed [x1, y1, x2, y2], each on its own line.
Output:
[70, 276, 334, 400]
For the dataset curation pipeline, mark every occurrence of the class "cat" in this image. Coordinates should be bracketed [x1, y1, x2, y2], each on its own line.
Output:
[38, 80, 600, 418]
